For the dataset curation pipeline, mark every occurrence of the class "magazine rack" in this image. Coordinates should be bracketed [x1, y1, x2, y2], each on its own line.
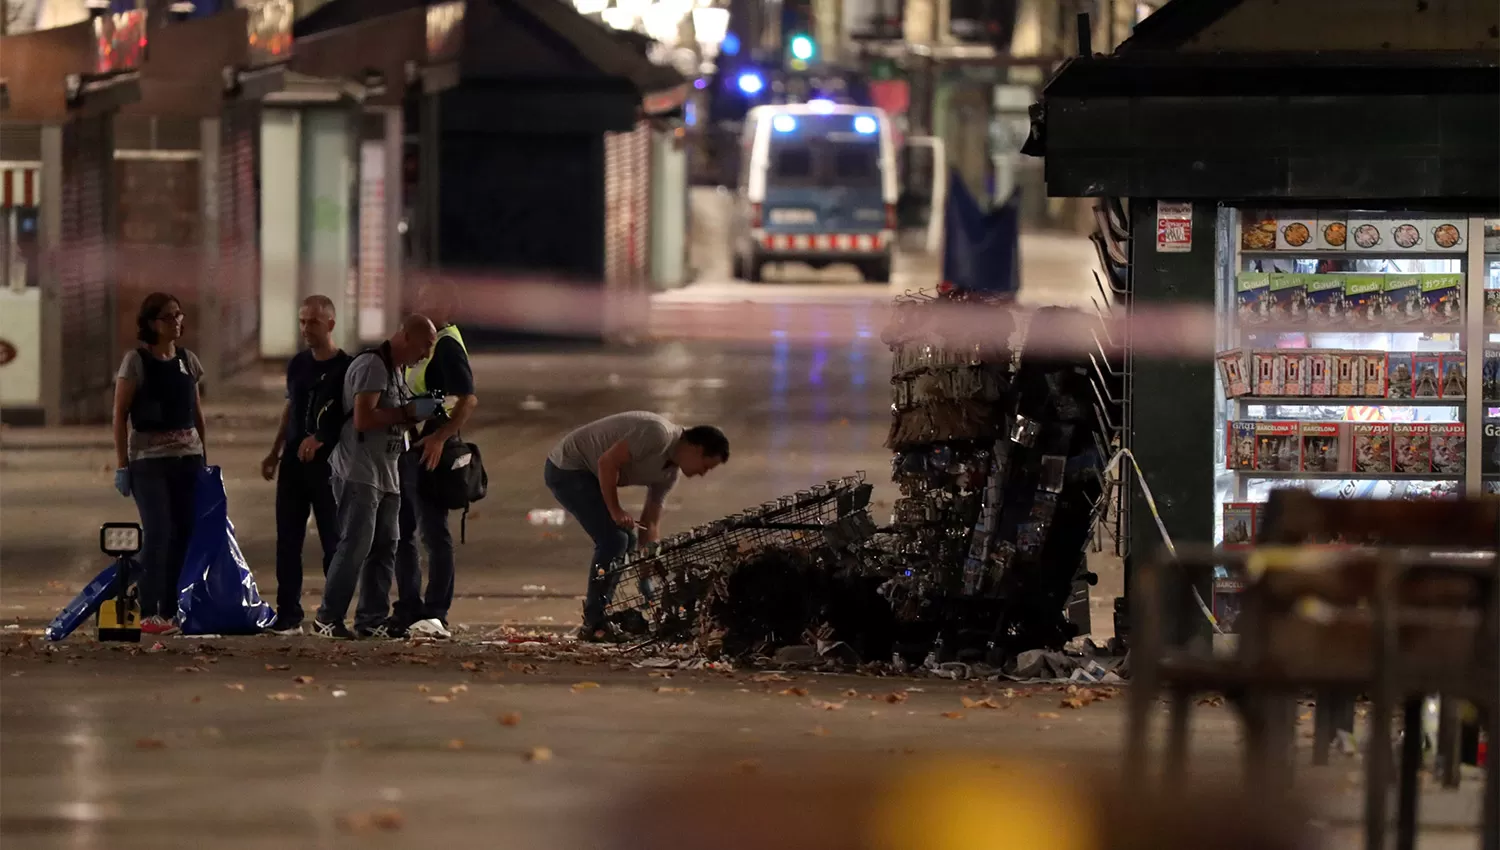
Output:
[1126, 527, 1499, 850]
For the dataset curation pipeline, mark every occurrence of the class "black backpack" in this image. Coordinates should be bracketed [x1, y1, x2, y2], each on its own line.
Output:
[305, 344, 394, 453]
[419, 437, 488, 543]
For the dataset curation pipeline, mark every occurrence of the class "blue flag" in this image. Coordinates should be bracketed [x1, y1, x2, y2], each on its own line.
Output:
[942, 169, 1019, 296]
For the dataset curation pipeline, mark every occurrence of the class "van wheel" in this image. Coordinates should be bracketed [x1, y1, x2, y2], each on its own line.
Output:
[860, 257, 892, 284]
[731, 253, 747, 280]
[747, 259, 764, 283]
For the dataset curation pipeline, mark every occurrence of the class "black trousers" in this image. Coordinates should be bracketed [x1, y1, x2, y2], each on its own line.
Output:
[274, 455, 339, 625]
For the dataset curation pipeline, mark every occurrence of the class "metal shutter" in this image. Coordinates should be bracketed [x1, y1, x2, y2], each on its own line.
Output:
[217, 105, 261, 379]
[57, 116, 116, 424]
[602, 120, 651, 340]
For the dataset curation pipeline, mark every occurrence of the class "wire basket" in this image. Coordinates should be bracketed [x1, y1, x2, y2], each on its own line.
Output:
[599, 473, 876, 640]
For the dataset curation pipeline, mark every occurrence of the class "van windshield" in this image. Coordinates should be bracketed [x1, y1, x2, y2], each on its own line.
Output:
[767, 138, 881, 189]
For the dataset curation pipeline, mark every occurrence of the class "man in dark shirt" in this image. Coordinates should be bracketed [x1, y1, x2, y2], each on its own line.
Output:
[392, 282, 478, 638]
[260, 295, 353, 634]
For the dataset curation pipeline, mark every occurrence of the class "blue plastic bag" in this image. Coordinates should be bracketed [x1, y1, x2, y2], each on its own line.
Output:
[942, 169, 1020, 296]
[44, 565, 120, 642]
[176, 466, 276, 634]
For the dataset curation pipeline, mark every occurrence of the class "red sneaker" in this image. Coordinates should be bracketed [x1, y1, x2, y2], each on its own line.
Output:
[140, 616, 180, 636]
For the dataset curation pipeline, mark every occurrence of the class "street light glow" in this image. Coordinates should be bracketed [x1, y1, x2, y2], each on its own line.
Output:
[737, 72, 764, 95]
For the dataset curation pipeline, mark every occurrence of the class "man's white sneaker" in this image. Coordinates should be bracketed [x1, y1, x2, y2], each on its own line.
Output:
[409, 618, 451, 639]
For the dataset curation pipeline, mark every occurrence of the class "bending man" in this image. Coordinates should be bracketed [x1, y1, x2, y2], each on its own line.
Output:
[544, 412, 729, 640]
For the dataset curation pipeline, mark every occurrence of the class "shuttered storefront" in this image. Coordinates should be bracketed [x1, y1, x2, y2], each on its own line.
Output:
[57, 115, 116, 424]
[113, 116, 201, 376]
[216, 105, 261, 381]
[602, 120, 651, 340]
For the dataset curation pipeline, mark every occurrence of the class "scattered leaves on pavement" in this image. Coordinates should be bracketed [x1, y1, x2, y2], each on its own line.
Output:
[881, 692, 909, 704]
[444, 739, 466, 751]
[459, 661, 480, 672]
[807, 726, 830, 737]
[812, 699, 845, 711]
[778, 687, 809, 697]
[267, 692, 304, 701]
[941, 711, 966, 720]
[225, 683, 245, 691]
[427, 695, 453, 704]
[335, 809, 404, 833]
[264, 664, 290, 671]
[174, 665, 206, 673]
[135, 737, 166, 750]
[571, 682, 600, 692]
[293, 675, 315, 685]
[416, 685, 431, 693]
[751, 672, 791, 683]
[1035, 712, 1061, 720]
[843, 689, 859, 698]
[449, 684, 468, 695]
[498, 712, 522, 727]
[655, 687, 693, 694]
[962, 697, 1004, 710]
[523, 747, 553, 763]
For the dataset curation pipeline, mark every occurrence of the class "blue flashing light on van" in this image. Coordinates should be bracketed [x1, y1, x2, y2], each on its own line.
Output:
[736, 71, 764, 95]
[729, 103, 896, 284]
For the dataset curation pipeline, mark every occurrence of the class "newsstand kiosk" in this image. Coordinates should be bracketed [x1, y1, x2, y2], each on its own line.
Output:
[1026, 2, 1500, 645]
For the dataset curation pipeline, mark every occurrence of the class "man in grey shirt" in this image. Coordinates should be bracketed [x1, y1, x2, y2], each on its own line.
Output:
[313, 315, 440, 640]
[544, 411, 730, 639]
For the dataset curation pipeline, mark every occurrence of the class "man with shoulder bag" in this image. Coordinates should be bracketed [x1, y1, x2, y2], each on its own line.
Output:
[393, 283, 481, 639]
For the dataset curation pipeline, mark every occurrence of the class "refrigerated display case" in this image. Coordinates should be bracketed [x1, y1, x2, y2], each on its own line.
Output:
[1213, 210, 1492, 546]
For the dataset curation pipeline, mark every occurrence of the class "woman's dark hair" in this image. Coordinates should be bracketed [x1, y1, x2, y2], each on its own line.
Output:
[136, 292, 180, 344]
[683, 425, 730, 461]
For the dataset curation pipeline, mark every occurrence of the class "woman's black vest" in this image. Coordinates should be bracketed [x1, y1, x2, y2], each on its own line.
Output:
[129, 348, 197, 432]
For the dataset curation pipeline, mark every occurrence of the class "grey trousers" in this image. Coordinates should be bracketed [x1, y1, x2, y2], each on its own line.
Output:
[316, 476, 401, 630]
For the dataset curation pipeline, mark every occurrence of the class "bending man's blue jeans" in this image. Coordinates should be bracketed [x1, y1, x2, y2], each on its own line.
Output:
[543, 460, 635, 629]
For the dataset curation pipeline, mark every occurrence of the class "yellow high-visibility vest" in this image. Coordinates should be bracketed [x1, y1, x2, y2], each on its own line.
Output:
[406, 324, 468, 410]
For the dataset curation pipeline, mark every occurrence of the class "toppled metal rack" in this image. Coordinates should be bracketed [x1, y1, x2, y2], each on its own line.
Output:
[600, 474, 877, 641]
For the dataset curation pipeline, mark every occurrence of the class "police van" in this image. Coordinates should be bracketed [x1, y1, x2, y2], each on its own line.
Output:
[730, 102, 897, 284]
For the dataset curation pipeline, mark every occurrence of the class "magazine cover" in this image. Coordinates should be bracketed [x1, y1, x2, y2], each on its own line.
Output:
[1486, 291, 1500, 330]
[1254, 421, 1300, 472]
[1386, 353, 1415, 399]
[1393, 423, 1432, 474]
[1227, 421, 1256, 470]
[1300, 422, 1347, 472]
[1440, 353, 1466, 399]
[1236, 273, 1272, 326]
[1412, 354, 1442, 398]
[1212, 577, 1247, 634]
[1283, 353, 1307, 396]
[1359, 352, 1387, 398]
[1253, 350, 1284, 396]
[1353, 423, 1393, 474]
[1344, 275, 1385, 328]
[1306, 275, 1347, 325]
[1221, 502, 1256, 548]
[1216, 349, 1250, 398]
[1334, 352, 1359, 396]
[1484, 420, 1500, 476]
[1308, 352, 1332, 396]
[1421, 274, 1464, 326]
[1269, 273, 1307, 324]
[1430, 423, 1465, 475]
[1383, 275, 1425, 326]
[1486, 348, 1500, 401]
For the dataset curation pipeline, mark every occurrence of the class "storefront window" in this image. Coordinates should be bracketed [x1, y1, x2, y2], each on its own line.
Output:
[1, 207, 40, 290]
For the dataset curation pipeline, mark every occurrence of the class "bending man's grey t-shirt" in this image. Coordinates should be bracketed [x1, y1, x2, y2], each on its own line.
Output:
[331, 352, 410, 494]
[548, 411, 683, 501]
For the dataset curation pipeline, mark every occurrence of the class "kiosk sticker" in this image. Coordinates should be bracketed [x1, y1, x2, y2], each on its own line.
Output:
[1156, 202, 1193, 253]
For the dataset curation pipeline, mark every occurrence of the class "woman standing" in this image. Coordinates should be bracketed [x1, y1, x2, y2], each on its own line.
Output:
[111, 293, 208, 635]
